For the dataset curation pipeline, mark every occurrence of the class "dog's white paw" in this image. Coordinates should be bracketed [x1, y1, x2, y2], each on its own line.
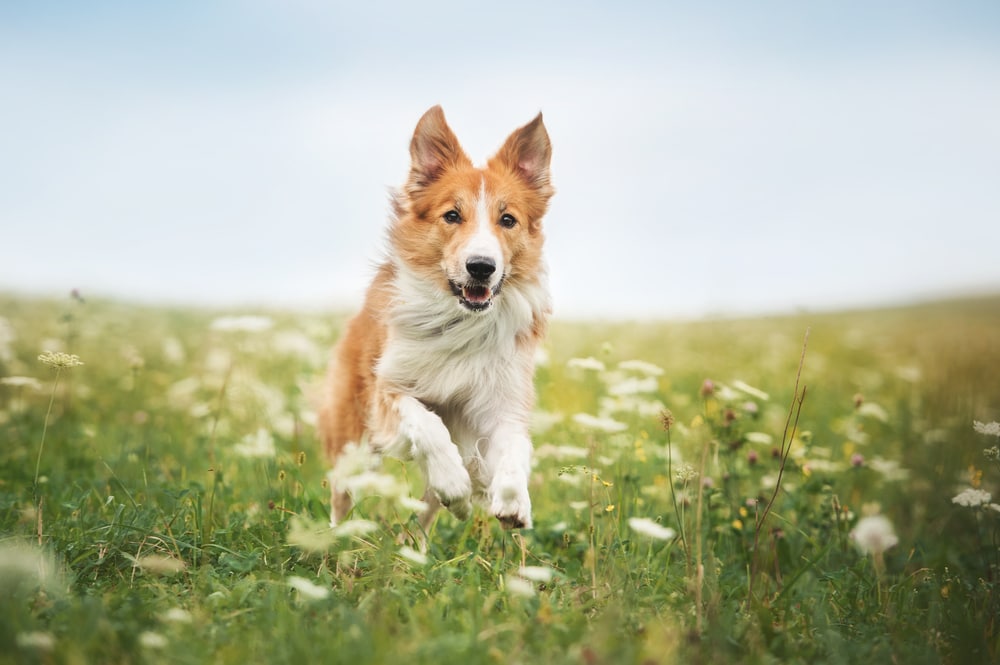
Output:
[490, 468, 532, 529]
[426, 452, 473, 520]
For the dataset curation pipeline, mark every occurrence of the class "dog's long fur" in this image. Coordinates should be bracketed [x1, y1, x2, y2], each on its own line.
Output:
[318, 105, 553, 530]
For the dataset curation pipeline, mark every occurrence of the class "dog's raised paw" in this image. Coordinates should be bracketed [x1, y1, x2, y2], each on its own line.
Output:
[427, 459, 473, 521]
[490, 469, 532, 529]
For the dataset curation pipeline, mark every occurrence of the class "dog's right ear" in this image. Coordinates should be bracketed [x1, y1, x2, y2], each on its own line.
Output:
[408, 106, 471, 188]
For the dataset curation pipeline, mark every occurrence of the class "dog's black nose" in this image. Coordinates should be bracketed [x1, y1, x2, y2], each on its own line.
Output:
[466, 257, 496, 281]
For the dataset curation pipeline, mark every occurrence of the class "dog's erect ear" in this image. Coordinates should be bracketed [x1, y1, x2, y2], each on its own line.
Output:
[492, 113, 552, 197]
[408, 105, 471, 187]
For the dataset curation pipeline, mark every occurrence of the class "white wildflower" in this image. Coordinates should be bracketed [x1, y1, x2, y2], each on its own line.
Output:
[731, 380, 769, 401]
[567, 357, 606, 372]
[326, 443, 379, 487]
[16, 631, 55, 651]
[162, 337, 186, 364]
[286, 515, 338, 553]
[675, 464, 698, 483]
[531, 410, 564, 433]
[952, 488, 992, 507]
[287, 576, 330, 601]
[868, 457, 910, 481]
[233, 429, 276, 459]
[850, 515, 898, 556]
[744, 432, 773, 445]
[535, 444, 590, 460]
[37, 351, 84, 369]
[397, 546, 428, 566]
[1, 376, 42, 390]
[606, 376, 659, 396]
[135, 554, 186, 575]
[572, 413, 628, 433]
[569, 501, 590, 511]
[139, 631, 168, 649]
[273, 330, 321, 360]
[974, 421, 1000, 438]
[857, 402, 889, 422]
[160, 607, 193, 624]
[518, 566, 555, 583]
[209, 315, 274, 333]
[397, 496, 430, 513]
[341, 471, 406, 499]
[618, 359, 663, 376]
[627, 517, 677, 541]
[331, 519, 379, 539]
[504, 575, 536, 598]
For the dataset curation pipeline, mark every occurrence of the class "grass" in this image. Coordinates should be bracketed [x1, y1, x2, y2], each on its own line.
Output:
[1, 292, 999, 664]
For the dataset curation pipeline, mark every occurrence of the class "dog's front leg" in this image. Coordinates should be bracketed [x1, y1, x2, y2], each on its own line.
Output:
[485, 426, 533, 529]
[373, 393, 472, 520]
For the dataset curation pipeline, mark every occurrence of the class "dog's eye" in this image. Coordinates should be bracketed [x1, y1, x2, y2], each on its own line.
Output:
[443, 210, 461, 224]
[499, 213, 517, 229]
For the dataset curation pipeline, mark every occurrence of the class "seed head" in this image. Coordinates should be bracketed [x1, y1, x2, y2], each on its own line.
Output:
[38, 351, 84, 369]
[659, 409, 675, 432]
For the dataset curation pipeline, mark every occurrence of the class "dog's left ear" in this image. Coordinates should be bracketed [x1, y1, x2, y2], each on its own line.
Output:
[492, 113, 553, 198]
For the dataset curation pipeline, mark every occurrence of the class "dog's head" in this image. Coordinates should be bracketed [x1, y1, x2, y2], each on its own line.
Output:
[391, 106, 553, 313]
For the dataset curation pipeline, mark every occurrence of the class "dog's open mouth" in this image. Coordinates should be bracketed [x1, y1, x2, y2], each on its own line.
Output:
[450, 280, 502, 312]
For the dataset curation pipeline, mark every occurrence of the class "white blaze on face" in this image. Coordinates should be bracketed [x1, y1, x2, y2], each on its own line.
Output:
[464, 177, 504, 285]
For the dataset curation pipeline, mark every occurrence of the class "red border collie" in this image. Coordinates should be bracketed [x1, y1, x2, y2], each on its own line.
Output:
[318, 105, 553, 531]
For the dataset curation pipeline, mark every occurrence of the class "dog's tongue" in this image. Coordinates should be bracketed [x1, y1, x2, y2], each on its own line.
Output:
[463, 285, 490, 303]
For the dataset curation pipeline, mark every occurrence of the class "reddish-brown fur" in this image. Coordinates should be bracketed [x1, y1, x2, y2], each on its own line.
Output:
[317, 105, 553, 527]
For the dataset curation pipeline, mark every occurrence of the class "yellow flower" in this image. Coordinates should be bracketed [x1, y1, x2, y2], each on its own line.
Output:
[731, 519, 744, 530]
[37, 351, 84, 369]
[605, 504, 616, 513]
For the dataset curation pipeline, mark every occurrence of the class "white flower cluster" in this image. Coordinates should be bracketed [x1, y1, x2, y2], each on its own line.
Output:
[952, 488, 992, 507]
[627, 517, 677, 541]
[974, 420, 1000, 438]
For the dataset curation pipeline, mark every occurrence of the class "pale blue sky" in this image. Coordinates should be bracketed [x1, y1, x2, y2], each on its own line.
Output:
[2, 1, 999, 318]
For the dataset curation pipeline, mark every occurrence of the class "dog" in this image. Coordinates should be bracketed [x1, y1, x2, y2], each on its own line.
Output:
[318, 105, 553, 531]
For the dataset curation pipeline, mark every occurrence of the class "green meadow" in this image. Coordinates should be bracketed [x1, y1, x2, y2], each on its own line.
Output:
[2, 293, 999, 664]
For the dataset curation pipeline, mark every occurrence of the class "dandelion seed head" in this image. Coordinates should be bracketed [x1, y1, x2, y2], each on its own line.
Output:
[37, 351, 84, 369]
[850, 515, 898, 556]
